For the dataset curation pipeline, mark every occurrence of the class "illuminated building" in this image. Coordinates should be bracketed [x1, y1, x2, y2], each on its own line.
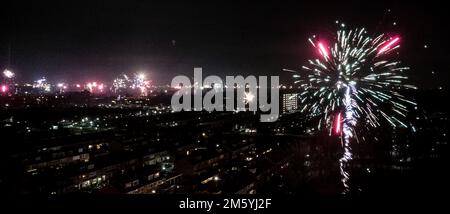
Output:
[282, 93, 298, 114]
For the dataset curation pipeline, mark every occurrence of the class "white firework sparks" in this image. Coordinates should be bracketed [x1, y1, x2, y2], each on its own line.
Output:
[285, 28, 417, 135]
[112, 73, 151, 95]
[286, 27, 417, 194]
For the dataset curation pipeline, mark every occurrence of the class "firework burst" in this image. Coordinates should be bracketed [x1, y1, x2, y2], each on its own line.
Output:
[286, 27, 417, 194]
[285, 28, 417, 138]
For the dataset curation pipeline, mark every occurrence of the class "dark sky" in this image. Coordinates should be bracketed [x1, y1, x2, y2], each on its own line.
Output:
[1, 0, 448, 88]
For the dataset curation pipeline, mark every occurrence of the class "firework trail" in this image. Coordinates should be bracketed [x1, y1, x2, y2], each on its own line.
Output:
[285, 27, 416, 193]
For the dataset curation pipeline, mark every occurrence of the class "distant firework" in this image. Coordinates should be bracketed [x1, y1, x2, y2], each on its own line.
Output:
[3, 69, 15, 79]
[33, 77, 51, 92]
[112, 73, 151, 96]
[1, 85, 7, 93]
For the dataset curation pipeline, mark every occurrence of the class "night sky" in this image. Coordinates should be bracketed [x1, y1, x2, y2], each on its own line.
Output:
[1, 1, 448, 88]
